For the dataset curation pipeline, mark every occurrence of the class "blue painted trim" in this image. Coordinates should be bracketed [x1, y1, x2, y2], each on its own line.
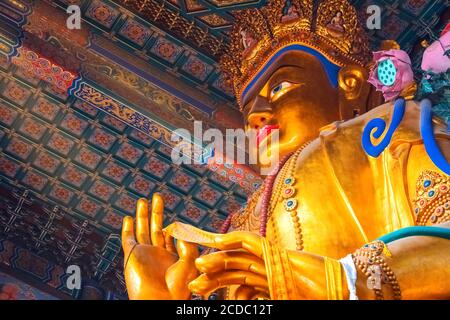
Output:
[89, 41, 214, 117]
[420, 99, 450, 175]
[378, 226, 450, 243]
[67, 76, 83, 96]
[362, 98, 406, 158]
[0, 1, 32, 27]
[241, 44, 341, 103]
[200, 146, 215, 165]
[0, 15, 25, 60]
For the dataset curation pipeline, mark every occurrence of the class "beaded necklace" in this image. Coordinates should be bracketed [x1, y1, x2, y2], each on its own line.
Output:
[222, 142, 311, 247]
[258, 152, 293, 236]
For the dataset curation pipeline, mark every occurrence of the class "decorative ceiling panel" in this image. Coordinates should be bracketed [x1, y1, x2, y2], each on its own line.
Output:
[0, 54, 253, 297]
[0, 60, 249, 234]
[184, 0, 208, 12]
[0, 270, 59, 300]
[50, 0, 238, 103]
[207, 0, 260, 7]
[198, 13, 231, 27]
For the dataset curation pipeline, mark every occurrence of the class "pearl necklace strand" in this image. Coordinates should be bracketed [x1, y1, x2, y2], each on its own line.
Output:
[221, 142, 311, 237]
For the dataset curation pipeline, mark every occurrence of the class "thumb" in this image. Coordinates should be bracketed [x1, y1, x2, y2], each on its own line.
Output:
[165, 240, 199, 299]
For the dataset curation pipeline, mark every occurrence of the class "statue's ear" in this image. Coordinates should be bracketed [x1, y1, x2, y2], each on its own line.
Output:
[338, 64, 371, 120]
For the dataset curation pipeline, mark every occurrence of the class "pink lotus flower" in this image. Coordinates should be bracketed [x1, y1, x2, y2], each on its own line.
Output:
[368, 49, 415, 101]
[421, 25, 450, 74]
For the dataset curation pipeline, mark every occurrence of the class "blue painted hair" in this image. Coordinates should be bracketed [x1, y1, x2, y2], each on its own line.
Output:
[241, 44, 342, 103]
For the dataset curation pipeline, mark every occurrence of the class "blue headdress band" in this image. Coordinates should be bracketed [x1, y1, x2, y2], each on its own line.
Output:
[241, 44, 342, 104]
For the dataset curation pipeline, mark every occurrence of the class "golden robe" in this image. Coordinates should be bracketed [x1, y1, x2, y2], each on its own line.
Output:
[230, 100, 450, 265]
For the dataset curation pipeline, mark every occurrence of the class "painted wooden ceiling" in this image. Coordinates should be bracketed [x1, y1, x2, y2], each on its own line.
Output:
[0, 0, 448, 300]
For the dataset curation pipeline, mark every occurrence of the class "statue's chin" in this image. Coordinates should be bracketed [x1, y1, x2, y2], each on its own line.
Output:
[253, 136, 306, 174]
[255, 144, 287, 175]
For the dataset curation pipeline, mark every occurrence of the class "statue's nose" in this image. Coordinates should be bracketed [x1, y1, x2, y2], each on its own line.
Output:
[245, 95, 273, 130]
[247, 112, 273, 130]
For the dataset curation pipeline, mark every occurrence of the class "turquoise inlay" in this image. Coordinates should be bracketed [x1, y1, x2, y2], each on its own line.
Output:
[377, 59, 397, 86]
[420, 99, 450, 175]
[416, 70, 450, 123]
[362, 98, 406, 158]
[378, 226, 450, 244]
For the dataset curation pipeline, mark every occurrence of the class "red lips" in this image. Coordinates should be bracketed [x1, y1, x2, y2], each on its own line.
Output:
[257, 125, 280, 147]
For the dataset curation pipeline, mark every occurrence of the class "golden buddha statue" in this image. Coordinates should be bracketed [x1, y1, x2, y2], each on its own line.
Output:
[121, 0, 450, 300]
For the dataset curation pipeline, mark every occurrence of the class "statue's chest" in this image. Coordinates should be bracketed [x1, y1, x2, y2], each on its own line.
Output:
[230, 136, 411, 258]
[264, 185, 367, 258]
[252, 160, 370, 258]
[264, 174, 305, 251]
[231, 160, 313, 252]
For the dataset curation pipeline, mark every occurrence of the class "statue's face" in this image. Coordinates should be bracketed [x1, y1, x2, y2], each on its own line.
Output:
[243, 51, 341, 164]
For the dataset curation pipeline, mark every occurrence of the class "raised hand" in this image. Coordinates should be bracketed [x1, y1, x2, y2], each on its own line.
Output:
[121, 194, 199, 300]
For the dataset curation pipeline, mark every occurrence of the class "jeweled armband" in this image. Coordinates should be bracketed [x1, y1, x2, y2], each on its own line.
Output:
[352, 240, 401, 300]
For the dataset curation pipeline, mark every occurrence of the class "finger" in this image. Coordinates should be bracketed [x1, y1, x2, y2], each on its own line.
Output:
[188, 271, 269, 296]
[121, 216, 137, 257]
[213, 231, 264, 258]
[235, 285, 258, 300]
[164, 230, 177, 254]
[166, 240, 199, 300]
[136, 198, 151, 245]
[195, 250, 266, 276]
[177, 240, 199, 261]
[150, 193, 165, 247]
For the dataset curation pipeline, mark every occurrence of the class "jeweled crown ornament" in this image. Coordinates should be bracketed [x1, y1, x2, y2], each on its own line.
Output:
[220, 0, 371, 107]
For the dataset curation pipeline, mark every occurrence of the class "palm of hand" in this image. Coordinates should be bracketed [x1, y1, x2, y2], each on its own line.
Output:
[122, 194, 198, 300]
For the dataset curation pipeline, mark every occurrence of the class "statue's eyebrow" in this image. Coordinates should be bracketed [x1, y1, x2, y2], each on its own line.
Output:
[242, 82, 267, 107]
[241, 64, 304, 105]
[267, 65, 304, 89]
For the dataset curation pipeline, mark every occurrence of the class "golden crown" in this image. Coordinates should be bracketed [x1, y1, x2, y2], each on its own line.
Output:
[414, 171, 450, 225]
[220, 0, 372, 106]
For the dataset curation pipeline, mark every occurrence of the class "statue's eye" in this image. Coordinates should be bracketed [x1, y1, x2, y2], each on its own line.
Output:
[273, 84, 283, 93]
[270, 81, 293, 101]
